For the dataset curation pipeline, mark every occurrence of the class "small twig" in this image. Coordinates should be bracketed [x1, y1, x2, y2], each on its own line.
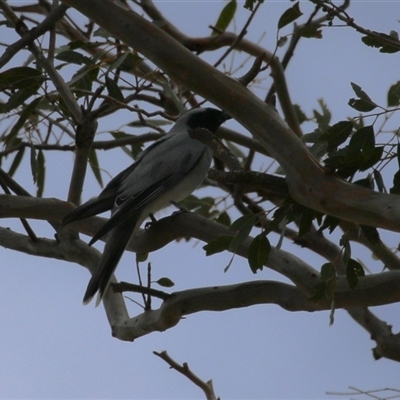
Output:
[0, 171, 38, 242]
[213, 0, 262, 69]
[112, 281, 169, 301]
[236, 52, 265, 87]
[153, 351, 219, 400]
[0, 2, 69, 69]
[188, 128, 242, 171]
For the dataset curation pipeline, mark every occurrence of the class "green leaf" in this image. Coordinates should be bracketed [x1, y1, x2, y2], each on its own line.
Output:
[70, 65, 99, 93]
[105, 76, 124, 102]
[55, 50, 93, 66]
[361, 32, 400, 54]
[88, 149, 103, 188]
[109, 130, 139, 158]
[214, 0, 237, 35]
[229, 214, 257, 251]
[7, 146, 25, 177]
[108, 52, 129, 70]
[348, 82, 378, 111]
[244, 0, 263, 11]
[348, 98, 376, 112]
[93, 27, 111, 38]
[318, 120, 353, 151]
[387, 81, 400, 107]
[136, 252, 148, 262]
[216, 211, 231, 227]
[346, 258, 364, 290]
[278, 2, 302, 30]
[298, 208, 315, 237]
[360, 225, 381, 246]
[248, 233, 270, 273]
[313, 99, 331, 125]
[203, 235, 233, 256]
[296, 25, 322, 39]
[6, 97, 42, 145]
[0, 67, 43, 91]
[30, 144, 38, 184]
[36, 149, 45, 197]
[373, 169, 386, 193]
[293, 104, 308, 125]
[347, 125, 375, 161]
[351, 82, 373, 102]
[391, 152, 400, 195]
[156, 277, 175, 288]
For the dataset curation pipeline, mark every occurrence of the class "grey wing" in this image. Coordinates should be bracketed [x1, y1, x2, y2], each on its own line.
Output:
[89, 133, 212, 245]
[62, 136, 171, 226]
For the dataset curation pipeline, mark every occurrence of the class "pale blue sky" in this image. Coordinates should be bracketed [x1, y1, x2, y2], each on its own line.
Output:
[1, 1, 400, 399]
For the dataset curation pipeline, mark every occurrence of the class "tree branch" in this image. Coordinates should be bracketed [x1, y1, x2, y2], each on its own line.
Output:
[60, 0, 400, 234]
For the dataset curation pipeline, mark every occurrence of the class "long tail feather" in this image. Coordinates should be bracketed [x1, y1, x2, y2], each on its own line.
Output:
[83, 215, 140, 305]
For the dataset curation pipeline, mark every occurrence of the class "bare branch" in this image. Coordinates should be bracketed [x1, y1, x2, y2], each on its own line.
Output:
[153, 351, 218, 400]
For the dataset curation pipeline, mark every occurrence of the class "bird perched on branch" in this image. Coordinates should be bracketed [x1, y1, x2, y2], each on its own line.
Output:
[62, 107, 230, 305]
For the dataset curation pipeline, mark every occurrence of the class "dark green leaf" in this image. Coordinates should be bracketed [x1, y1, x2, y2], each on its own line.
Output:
[229, 214, 257, 251]
[7, 146, 25, 177]
[248, 233, 270, 273]
[30, 144, 38, 184]
[348, 98, 377, 112]
[88, 149, 103, 188]
[313, 99, 331, 125]
[319, 215, 340, 234]
[318, 120, 353, 151]
[70, 65, 99, 93]
[278, 2, 302, 30]
[244, 0, 263, 11]
[348, 125, 375, 161]
[216, 211, 231, 227]
[387, 81, 400, 107]
[391, 148, 400, 193]
[214, 0, 236, 34]
[320, 262, 336, 301]
[360, 225, 381, 246]
[109, 130, 139, 158]
[296, 25, 322, 38]
[203, 235, 233, 256]
[351, 82, 373, 103]
[293, 104, 308, 125]
[93, 27, 111, 38]
[136, 252, 148, 262]
[277, 36, 288, 47]
[341, 235, 351, 266]
[0, 67, 42, 91]
[373, 169, 386, 193]
[109, 52, 129, 70]
[55, 50, 93, 66]
[156, 277, 175, 287]
[36, 149, 45, 197]
[309, 281, 327, 302]
[361, 33, 400, 53]
[105, 76, 124, 102]
[346, 258, 364, 290]
[298, 208, 315, 237]
[6, 97, 42, 145]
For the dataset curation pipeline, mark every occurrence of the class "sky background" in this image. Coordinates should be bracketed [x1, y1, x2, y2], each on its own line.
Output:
[1, 1, 400, 399]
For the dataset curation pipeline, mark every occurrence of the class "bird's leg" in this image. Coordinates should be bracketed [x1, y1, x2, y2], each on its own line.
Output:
[170, 201, 190, 214]
[144, 213, 157, 230]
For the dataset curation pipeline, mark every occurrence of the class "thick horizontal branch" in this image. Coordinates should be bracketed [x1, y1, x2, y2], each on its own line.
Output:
[111, 274, 400, 341]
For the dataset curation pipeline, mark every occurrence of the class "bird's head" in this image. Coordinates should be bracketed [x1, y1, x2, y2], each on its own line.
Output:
[171, 107, 231, 134]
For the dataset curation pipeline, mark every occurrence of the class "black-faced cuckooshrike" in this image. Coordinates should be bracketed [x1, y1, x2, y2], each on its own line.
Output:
[63, 108, 230, 305]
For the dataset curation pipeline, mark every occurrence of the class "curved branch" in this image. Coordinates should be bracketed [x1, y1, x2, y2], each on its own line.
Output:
[59, 0, 400, 234]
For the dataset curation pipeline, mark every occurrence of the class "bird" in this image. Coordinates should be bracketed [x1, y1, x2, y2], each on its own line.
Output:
[62, 107, 230, 305]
